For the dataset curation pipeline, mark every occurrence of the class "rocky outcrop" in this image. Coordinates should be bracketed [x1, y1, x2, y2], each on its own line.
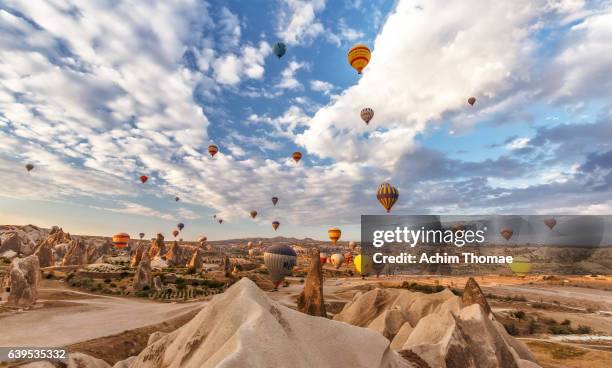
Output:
[33, 227, 72, 267]
[133, 252, 152, 291]
[187, 249, 203, 272]
[334, 279, 540, 368]
[129, 278, 407, 368]
[7, 255, 40, 308]
[297, 248, 326, 317]
[86, 240, 112, 264]
[152, 275, 162, 291]
[20, 352, 110, 368]
[166, 241, 190, 266]
[148, 233, 165, 259]
[130, 241, 147, 267]
[222, 254, 232, 277]
[0, 225, 48, 258]
[462, 276, 492, 315]
[62, 238, 88, 265]
[33, 242, 54, 267]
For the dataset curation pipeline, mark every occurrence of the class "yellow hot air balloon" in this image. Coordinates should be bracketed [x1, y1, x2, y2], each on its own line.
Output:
[348, 44, 371, 74]
[112, 232, 130, 249]
[353, 254, 372, 275]
[376, 182, 399, 213]
[510, 256, 532, 277]
[328, 227, 341, 244]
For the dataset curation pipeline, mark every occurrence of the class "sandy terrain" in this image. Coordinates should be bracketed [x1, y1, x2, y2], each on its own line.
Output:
[0, 288, 206, 347]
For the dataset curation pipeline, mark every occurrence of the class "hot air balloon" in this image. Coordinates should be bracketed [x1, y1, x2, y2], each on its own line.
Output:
[348, 241, 356, 250]
[112, 232, 130, 249]
[377, 182, 399, 213]
[328, 227, 341, 244]
[500, 227, 513, 241]
[360, 108, 374, 125]
[213, 214, 217, 219]
[139, 175, 148, 184]
[510, 256, 532, 277]
[175, 196, 180, 202]
[344, 252, 353, 265]
[468, 97, 476, 106]
[208, 145, 218, 157]
[250, 210, 258, 219]
[264, 244, 296, 290]
[139, 232, 145, 240]
[172, 230, 179, 238]
[272, 42, 287, 59]
[330, 253, 345, 269]
[544, 218, 556, 230]
[25, 163, 34, 172]
[177, 223, 185, 231]
[258, 240, 263, 247]
[348, 44, 371, 74]
[320, 252, 328, 264]
[292, 151, 302, 163]
[272, 221, 280, 231]
[248, 248, 259, 257]
[353, 254, 371, 275]
[198, 235, 207, 243]
[372, 262, 385, 278]
[218, 219, 223, 224]
[271, 197, 279, 206]
[247, 241, 254, 249]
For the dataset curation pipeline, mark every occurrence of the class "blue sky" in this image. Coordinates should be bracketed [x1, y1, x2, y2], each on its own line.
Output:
[1, 0, 611, 241]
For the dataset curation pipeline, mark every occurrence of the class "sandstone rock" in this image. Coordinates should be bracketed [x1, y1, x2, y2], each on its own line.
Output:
[0, 225, 48, 257]
[112, 356, 136, 368]
[0, 233, 20, 256]
[130, 241, 147, 267]
[152, 276, 162, 291]
[166, 241, 188, 266]
[461, 277, 492, 315]
[86, 240, 112, 264]
[62, 238, 88, 266]
[297, 248, 326, 317]
[187, 249, 203, 272]
[133, 252, 152, 291]
[222, 254, 232, 277]
[53, 243, 70, 260]
[148, 233, 166, 258]
[33, 227, 72, 267]
[147, 331, 167, 346]
[7, 255, 40, 308]
[33, 241, 54, 267]
[129, 278, 407, 368]
[20, 352, 111, 368]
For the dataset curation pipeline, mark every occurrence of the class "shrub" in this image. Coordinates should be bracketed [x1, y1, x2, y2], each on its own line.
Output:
[513, 311, 526, 320]
[104, 278, 111, 284]
[561, 319, 571, 326]
[576, 325, 592, 334]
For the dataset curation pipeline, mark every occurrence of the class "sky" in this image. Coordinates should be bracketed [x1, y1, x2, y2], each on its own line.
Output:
[0, 0, 611, 241]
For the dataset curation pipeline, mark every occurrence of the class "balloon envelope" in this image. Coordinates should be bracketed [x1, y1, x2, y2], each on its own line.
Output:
[112, 232, 130, 249]
[139, 175, 148, 184]
[177, 223, 184, 231]
[271, 197, 279, 206]
[25, 163, 34, 172]
[328, 227, 341, 244]
[500, 228, 513, 241]
[208, 145, 218, 157]
[292, 151, 302, 163]
[377, 183, 399, 213]
[510, 256, 532, 276]
[330, 253, 345, 269]
[175, 196, 180, 202]
[138, 232, 145, 239]
[250, 210, 258, 219]
[320, 252, 328, 264]
[353, 254, 372, 274]
[272, 221, 280, 231]
[468, 97, 476, 106]
[544, 218, 556, 230]
[348, 44, 371, 74]
[264, 244, 296, 288]
[172, 230, 179, 238]
[272, 42, 287, 58]
[360, 108, 374, 124]
[348, 241, 357, 250]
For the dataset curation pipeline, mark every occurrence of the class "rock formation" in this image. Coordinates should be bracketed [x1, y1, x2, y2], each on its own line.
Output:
[222, 254, 232, 277]
[0, 225, 48, 258]
[128, 278, 407, 368]
[86, 239, 112, 264]
[62, 238, 88, 265]
[148, 233, 165, 259]
[133, 252, 152, 291]
[297, 247, 326, 317]
[152, 275, 162, 291]
[130, 241, 147, 267]
[33, 227, 72, 267]
[334, 278, 539, 368]
[461, 276, 492, 315]
[166, 241, 188, 266]
[20, 352, 111, 368]
[34, 242, 54, 267]
[7, 255, 40, 308]
[187, 249, 203, 272]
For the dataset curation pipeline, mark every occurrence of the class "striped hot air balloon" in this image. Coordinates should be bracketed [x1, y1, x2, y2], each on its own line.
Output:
[208, 145, 218, 157]
[376, 183, 399, 213]
[112, 232, 130, 249]
[328, 227, 341, 244]
[348, 44, 371, 74]
[360, 108, 374, 125]
[500, 227, 513, 241]
[264, 244, 296, 290]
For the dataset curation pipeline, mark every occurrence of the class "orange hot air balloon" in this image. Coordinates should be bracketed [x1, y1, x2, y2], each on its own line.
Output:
[544, 218, 556, 230]
[172, 230, 179, 238]
[271, 197, 279, 206]
[468, 97, 476, 106]
[250, 210, 258, 219]
[376, 182, 399, 213]
[360, 108, 374, 125]
[348, 44, 371, 74]
[112, 232, 130, 249]
[139, 175, 148, 184]
[272, 221, 280, 231]
[208, 145, 218, 157]
[292, 151, 302, 163]
[500, 228, 513, 241]
[328, 227, 341, 244]
[320, 252, 328, 264]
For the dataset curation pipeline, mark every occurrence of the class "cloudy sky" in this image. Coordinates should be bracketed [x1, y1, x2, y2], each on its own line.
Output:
[1, 0, 611, 241]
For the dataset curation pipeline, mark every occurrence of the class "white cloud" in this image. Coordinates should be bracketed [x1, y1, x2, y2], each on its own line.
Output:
[212, 42, 271, 85]
[276, 60, 307, 89]
[506, 137, 530, 150]
[218, 7, 241, 48]
[277, 0, 326, 45]
[310, 79, 334, 94]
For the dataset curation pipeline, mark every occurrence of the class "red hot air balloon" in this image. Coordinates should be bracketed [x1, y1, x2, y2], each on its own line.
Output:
[172, 230, 179, 238]
[292, 152, 302, 163]
[208, 145, 218, 157]
[272, 221, 280, 231]
[500, 228, 513, 241]
[139, 175, 148, 184]
[544, 218, 556, 230]
[271, 197, 279, 206]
